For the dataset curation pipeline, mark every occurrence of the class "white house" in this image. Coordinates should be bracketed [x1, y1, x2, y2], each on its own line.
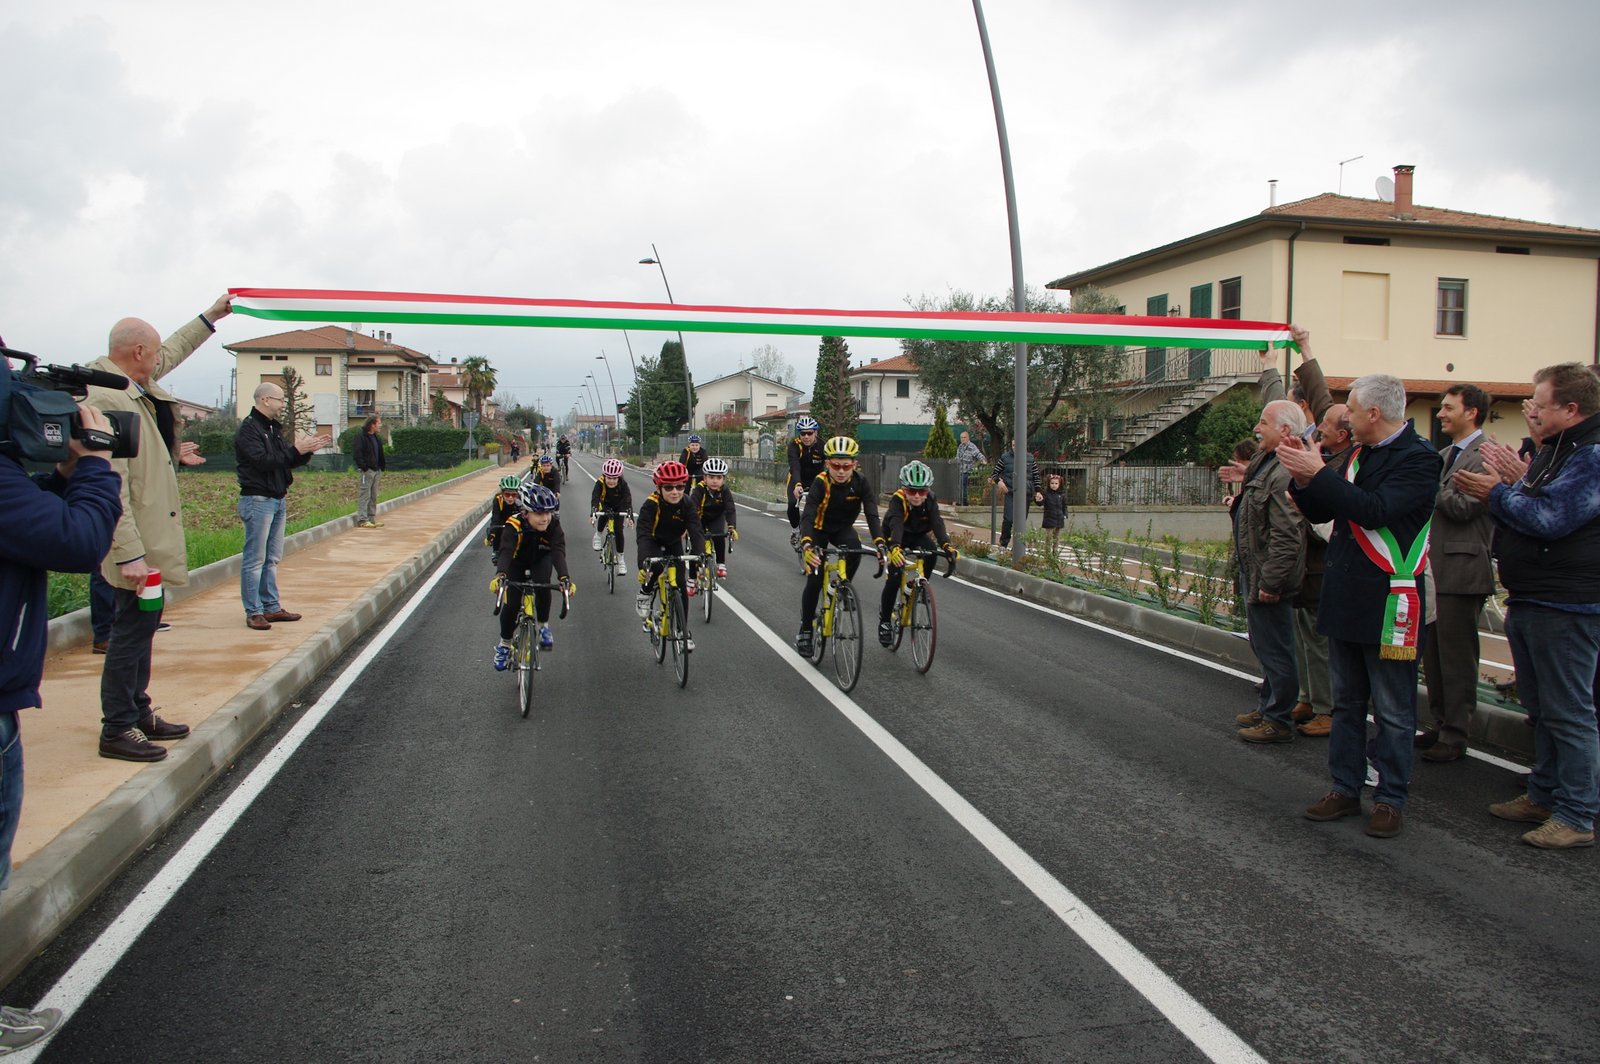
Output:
[848, 354, 950, 425]
[692, 369, 803, 429]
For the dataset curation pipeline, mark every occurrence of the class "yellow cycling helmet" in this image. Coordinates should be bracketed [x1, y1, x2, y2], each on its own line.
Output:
[822, 435, 860, 459]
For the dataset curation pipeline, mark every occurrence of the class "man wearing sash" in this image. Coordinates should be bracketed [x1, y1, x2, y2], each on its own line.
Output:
[1278, 374, 1440, 838]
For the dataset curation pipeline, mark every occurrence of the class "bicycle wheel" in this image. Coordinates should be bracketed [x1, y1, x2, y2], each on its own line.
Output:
[603, 536, 616, 594]
[701, 564, 715, 623]
[669, 595, 690, 688]
[832, 583, 862, 693]
[516, 621, 536, 718]
[807, 598, 827, 666]
[910, 580, 937, 674]
[889, 585, 907, 652]
[650, 589, 667, 663]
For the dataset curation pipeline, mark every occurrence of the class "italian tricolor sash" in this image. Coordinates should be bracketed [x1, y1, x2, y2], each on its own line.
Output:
[1345, 448, 1430, 660]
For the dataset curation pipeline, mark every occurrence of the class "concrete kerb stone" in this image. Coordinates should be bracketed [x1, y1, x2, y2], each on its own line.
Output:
[0, 499, 490, 990]
[46, 466, 493, 656]
[956, 557, 1534, 760]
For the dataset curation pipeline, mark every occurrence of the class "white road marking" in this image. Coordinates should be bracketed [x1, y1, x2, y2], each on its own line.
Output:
[14, 518, 493, 1060]
[717, 588, 1268, 1064]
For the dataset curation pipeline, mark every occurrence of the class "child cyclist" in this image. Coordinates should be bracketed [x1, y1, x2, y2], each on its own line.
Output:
[531, 453, 562, 496]
[795, 435, 884, 656]
[489, 483, 573, 669]
[678, 434, 708, 483]
[690, 456, 738, 578]
[486, 473, 523, 565]
[589, 457, 634, 574]
[877, 460, 959, 646]
[785, 416, 825, 548]
[635, 460, 706, 648]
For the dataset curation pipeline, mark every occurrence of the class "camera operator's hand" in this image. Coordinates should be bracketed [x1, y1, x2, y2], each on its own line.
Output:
[56, 403, 113, 478]
[178, 440, 206, 467]
[120, 557, 151, 584]
[204, 293, 234, 325]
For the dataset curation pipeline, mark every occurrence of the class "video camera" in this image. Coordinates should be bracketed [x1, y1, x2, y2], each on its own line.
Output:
[0, 342, 140, 463]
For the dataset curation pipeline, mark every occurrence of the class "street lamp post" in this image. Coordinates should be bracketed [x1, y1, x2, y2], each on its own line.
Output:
[638, 243, 696, 436]
[584, 373, 606, 452]
[972, 0, 1029, 565]
[621, 331, 647, 457]
[595, 352, 621, 437]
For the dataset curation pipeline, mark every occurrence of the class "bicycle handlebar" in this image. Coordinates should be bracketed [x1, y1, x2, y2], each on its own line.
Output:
[896, 547, 958, 578]
[506, 579, 571, 619]
[804, 541, 885, 579]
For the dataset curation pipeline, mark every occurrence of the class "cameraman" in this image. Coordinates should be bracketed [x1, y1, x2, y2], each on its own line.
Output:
[1, 399, 122, 1053]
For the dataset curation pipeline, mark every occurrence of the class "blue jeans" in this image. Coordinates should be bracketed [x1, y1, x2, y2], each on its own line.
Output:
[1246, 599, 1298, 727]
[1506, 604, 1600, 832]
[1326, 637, 1420, 809]
[1, 711, 21, 894]
[239, 495, 287, 617]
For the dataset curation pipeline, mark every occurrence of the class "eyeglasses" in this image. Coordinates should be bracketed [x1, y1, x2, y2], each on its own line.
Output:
[826, 461, 854, 471]
[798, 430, 816, 436]
[660, 483, 686, 491]
[904, 488, 929, 497]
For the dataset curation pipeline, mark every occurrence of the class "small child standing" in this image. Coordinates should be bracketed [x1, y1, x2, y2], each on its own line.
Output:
[1040, 470, 1068, 558]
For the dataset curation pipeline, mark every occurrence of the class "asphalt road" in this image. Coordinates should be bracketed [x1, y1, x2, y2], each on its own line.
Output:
[10, 456, 1597, 1063]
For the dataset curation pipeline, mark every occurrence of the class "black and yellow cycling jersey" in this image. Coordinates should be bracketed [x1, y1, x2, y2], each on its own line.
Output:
[635, 490, 707, 568]
[786, 435, 825, 490]
[882, 488, 949, 548]
[690, 482, 737, 531]
[590, 476, 634, 517]
[486, 493, 520, 547]
[495, 513, 570, 581]
[798, 471, 883, 549]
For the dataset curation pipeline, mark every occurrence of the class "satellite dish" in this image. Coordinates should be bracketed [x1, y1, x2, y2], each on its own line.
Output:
[1375, 176, 1395, 202]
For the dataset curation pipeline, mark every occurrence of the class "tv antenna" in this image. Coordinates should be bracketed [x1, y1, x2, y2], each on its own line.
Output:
[1338, 154, 1364, 195]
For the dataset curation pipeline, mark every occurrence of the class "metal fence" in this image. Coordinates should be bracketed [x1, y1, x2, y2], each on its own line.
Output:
[1081, 464, 1224, 506]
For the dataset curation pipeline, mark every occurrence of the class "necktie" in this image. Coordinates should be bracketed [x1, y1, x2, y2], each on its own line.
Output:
[1443, 444, 1460, 471]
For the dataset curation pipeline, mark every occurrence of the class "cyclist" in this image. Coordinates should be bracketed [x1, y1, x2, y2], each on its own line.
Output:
[690, 456, 738, 578]
[878, 460, 958, 647]
[489, 482, 573, 669]
[589, 457, 634, 574]
[486, 474, 523, 565]
[795, 435, 884, 656]
[531, 452, 562, 496]
[555, 434, 573, 478]
[785, 416, 825, 547]
[635, 460, 705, 649]
[679, 434, 708, 483]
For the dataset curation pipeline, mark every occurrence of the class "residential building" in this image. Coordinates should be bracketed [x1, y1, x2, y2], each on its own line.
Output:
[1046, 165, 1600, 462]
[848, 354, 944, 425]
[692, 368, 803, 429]
[225, 327, 436, 444]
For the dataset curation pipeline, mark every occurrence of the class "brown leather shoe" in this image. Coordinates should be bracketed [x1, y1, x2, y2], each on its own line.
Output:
[1238, 720, 1293, 744]
[1413, 726, 1441, 749]
[246, 615, 272, 631]
[1489, 793, 1551, 823]
[1420, 743, 1465, 763]
[1234, 709, 1263, 727]
[1296, 714, 1333, 737]
[261, 609, 302, 623]
[1366, 803, 1404, 838]
[92, 640, 109, 654]
[1305, 791, 1361, 821]
[137, 713, 190, 741]
[1291, 702, 1315, 723]
[99, 727, 168, 762]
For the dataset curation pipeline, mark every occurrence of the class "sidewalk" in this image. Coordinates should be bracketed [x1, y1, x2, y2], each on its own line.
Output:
[1, 465, 500, 990]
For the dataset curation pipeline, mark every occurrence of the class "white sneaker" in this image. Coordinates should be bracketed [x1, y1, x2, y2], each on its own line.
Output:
[635, 592, 650, 618]
[717, 564, 727, 578]
[615, 559, 627, 575]
[592, 531, 603, 550]
[685, 636, 696, 652]
[1364, 760, 1380, 789]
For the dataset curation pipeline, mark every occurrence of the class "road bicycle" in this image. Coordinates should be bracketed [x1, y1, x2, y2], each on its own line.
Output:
[885, 547, 956, 674]
[643, 553, 700, 688]
[557, 452, 571, 479]
[698, 531, 732, 622]
[803, 542, 883, 694]
[497, 577, 570, 718]
[593, 510, 634, 594]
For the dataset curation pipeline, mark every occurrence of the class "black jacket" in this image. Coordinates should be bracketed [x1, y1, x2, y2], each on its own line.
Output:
[787, 436, 825, 487]
[799, 471, 884, 546]
[1291, 423, 1440, 645]
[883, 489, 948, 547]
[496, 513, 569, 581]
[1492, 410, 1600, 603]
[235, 408, 314, 499]
[590, 476, 634, 517]
[691, 482, 737, 530]
[353, 429, 385, 472]
[636, 491, 706, 566]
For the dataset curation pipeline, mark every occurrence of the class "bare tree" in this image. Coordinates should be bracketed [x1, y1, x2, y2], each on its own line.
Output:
[748, 343, 796, 386]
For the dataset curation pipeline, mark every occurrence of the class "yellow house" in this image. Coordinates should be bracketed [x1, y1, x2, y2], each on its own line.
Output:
[225, 327, 435, 443]
[1047, 165, 1600, 459]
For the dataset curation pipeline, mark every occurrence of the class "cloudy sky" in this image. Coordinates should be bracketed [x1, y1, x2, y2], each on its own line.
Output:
[3, 0, 1595, 418]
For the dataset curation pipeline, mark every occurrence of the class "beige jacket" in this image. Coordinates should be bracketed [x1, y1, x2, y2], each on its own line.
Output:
[85, 316, 215, 589]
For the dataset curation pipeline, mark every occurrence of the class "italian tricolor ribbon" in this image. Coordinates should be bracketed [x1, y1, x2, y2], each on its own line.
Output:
[228, 288, 1297, 350]
[1344, 448, 1430, 660]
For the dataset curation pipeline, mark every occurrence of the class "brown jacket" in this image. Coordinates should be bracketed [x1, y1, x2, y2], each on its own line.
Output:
[1236, 449, 1306, 600]
[85, 316, 215, 589]
[1431, 434, 1496, 595]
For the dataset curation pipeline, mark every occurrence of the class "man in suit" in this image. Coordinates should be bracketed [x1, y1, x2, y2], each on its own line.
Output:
[1278, 374, 1441, 838]
[1418, 384, 1496, 762]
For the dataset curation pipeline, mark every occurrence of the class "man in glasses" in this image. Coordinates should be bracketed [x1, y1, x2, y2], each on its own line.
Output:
[785, 416, 826, 548]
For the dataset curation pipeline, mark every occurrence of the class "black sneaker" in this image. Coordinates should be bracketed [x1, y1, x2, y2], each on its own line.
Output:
[99, 727, 168, 762]
[795, 629, 813, 657]
[878, 621, 893, 647]
[138, 713, 190, 741]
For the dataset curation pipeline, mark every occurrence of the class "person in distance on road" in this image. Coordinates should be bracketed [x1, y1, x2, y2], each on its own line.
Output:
[678, 434, 708, 484]
[785, 416, 825, 547]
[589, 457, 634, 575]
[795, 435, 884, 657]
[490, 482, 572, 667]
[532, 453, 562, 496]
[486, 474, 522, 566]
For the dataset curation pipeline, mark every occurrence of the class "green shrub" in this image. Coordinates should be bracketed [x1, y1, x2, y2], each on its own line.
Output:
[391, 425, 469, 454]
[195, 431, 234, 456]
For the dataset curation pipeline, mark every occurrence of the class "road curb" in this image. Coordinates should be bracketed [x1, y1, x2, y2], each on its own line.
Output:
[956, 557, 1533, 761]
[0, 500, 490, 990]
[46, 466, 497, 657]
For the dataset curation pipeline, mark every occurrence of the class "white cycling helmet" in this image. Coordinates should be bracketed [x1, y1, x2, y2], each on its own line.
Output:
[702, 457, 729, 475]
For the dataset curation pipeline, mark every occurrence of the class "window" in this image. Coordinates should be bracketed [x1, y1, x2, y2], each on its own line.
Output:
[1496, 245, 1530, 255]
[1437, 279, 1466, 336]
[1343, 235, 1391, 246]
[315, 357, 332, 376]
[1189, 284, 1212, 318]
[895, 379, 910, 399]
[1219, 278, 1242, 319]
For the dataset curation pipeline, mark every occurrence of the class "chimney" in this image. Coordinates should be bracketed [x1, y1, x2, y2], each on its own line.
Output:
[1392, 164, 1415, 219]
[1268, 178, 1278, 207]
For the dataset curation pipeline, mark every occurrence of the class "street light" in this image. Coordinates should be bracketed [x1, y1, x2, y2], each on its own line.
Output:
[620, 331, 646, 456]
[973, 0, 1028, 565]
[638, 243, 696, 435]
[595, 352, 620, 433]
[584, 373, 606, 452]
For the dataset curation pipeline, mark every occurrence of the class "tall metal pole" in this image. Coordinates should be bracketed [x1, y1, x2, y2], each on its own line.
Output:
[584, 374, 605, 451]
[621, 331, 646, 456]
[973, 0, 1029, 564]
[596, 351, 620, 434]
[640, 244, 696, 434]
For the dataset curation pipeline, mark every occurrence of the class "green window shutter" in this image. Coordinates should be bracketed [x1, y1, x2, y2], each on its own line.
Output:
[1189, 284, 1212, 318]
[1145, 295, 1168, 383]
